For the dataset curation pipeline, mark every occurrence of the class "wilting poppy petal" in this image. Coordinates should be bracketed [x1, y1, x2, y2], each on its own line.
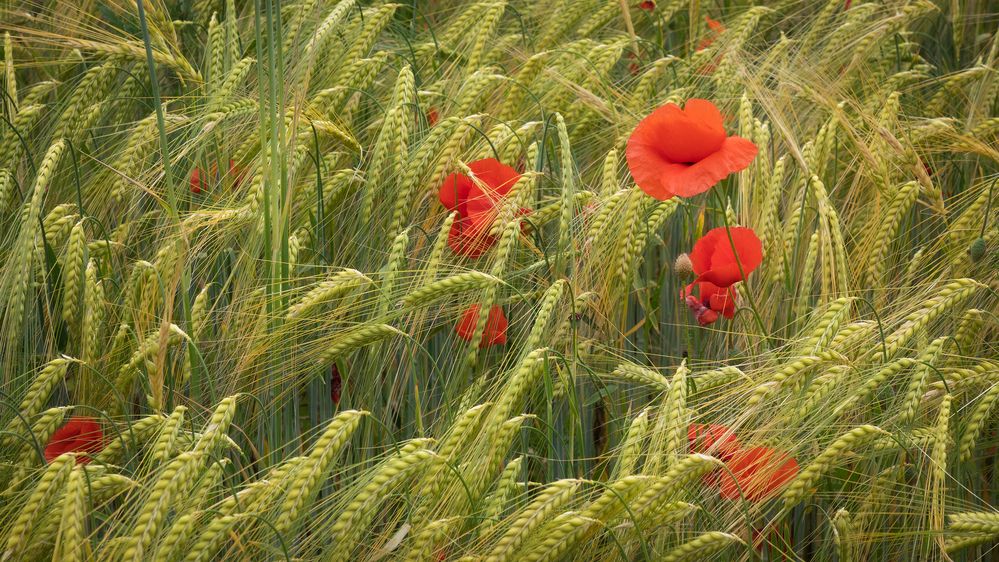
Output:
[690, 226, 763, 288]
[719, 446, 798, 501]
[626, 99, 757, 200]
[455, 304, 508, 347]
[45, 417, 104, 464]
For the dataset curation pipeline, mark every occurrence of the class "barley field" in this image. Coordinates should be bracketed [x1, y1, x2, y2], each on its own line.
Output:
[0, 0, 996, 560]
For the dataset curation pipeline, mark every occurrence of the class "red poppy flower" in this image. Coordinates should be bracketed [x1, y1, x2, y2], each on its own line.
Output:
[331, 364, 342, 406]
[190, 159, 246, 194]
[438, 158, 524, 258]
[638, 1, 655, 11]
[44, 417, 104, 464]
[689, 226, 763, 287]
[719, 446, 798, 501]
[427, 108, 440, 127]
[688, 423, 741, 461]
[696, 17, 726, 50]
[626, 99, 757, 200]
[455, 304, 508, 347]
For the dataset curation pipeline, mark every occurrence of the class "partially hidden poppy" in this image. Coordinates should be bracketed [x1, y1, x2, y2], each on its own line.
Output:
[696, 16, 726, 51]
[44, 417, 104, 464]
[626, 99, 757, 200]
[438, 158, 526, 258]
[427, 107, 440, 127]
[638, 1, 655, 11]
[719, 446, 799, 501]
[455, 304, 508, 347]
[190, 159, 246, 194]
[688, 423, 741, 461]
[688, 226, 763, 288]
[690, 423, 742, 486]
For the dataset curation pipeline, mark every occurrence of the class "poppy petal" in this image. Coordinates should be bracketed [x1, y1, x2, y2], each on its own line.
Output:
[659, 136, 758, 198]
[455, 305, 508, 347]
[691, 226, 763, 287]
[439, 172, 474, 213]
[719, 447, 798, 501]
[467, 158, 521, 198]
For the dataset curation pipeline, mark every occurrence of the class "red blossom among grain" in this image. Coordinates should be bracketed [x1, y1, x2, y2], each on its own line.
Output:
[455, 304, 508, 347]
[625, 99, 758, 200]
[719, 446, 799, 501]
[44, 417, 104, 464]
[696, 16, 726, 50]
[689, 226, 763, 288]
[190, 159, 246, 194]
[638, 1, 655, 11]
[438, 158, 526, 258]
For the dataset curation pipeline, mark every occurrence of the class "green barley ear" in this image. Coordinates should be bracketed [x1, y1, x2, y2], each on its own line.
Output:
[150, 405, 186, 466]
[2, 33, 15, 114]
[2, 453, 74, 561]
[364, 64, 414, 232]
[484, 479, 581, 562]
[122, 451, 202, 562]
[62, 221, 88, 337]
[316, 323, 403, 367]
[661, 532, 744, 562]
[326, 445, 438, 562]
[782, 425, 886, 511]
[275, 409, 367, 535]
[877, 278, 983, 358]
[833, 509, 856, 562]
[401, 271, 500, 309]
[54, 466, 87, 562]
[479, 456, 524, 536]
[2, 357, 70, 443]
[866, 181, 919, 298]
[613, 409, 650, 479]
[286, 269, 368, 320]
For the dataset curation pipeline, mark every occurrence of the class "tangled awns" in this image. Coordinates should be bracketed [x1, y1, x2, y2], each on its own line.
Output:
[0, 0, 998, 560]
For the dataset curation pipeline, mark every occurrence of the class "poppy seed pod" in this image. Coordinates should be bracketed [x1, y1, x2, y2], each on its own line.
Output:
[674, 253, 695, 278]
[969, 237, 986, 262]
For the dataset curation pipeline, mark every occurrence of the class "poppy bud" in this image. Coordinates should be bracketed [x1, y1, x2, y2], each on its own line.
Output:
[674, 253, 694, 278]
[969, 237, 986, 262]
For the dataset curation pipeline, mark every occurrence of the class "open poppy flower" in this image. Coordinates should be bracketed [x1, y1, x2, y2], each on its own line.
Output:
[438, 158, 526, 258]
[455, 304, 508, 347]
[626, 99, 757, 200]
[689, 226, 763, 287]
[190, 159, 246, 194]
[683, 280, 737, 326]
[719, 446, 799, 501]
[45, 417, 104, 464]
